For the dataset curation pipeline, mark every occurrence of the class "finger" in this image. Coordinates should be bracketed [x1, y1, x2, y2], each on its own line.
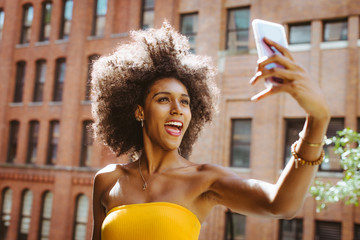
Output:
[263, 37, 294, 61]
[257, 54, 301, 72]
[250, 87, 279, 102]
[250, 68, 298, 86]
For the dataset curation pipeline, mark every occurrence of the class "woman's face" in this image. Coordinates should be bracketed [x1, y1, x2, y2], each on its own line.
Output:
[140, 77, 192, 152]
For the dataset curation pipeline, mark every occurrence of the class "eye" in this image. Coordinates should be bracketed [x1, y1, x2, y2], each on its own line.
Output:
[157, 97, 170, 103]
[181, 99, 190, 106]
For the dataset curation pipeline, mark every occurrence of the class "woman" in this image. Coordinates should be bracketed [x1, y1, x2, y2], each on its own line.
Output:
[91, 23, 330, 240]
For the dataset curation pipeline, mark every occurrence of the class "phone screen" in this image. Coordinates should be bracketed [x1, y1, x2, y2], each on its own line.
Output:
[252, 19, 288, 87]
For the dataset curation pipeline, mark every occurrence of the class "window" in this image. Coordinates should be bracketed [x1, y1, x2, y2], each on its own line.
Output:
[59, 0, 73, 39]
[284, 118, 306, 165]
[18, 190, 33, 240]
[355, 224, 360, 240]
[20, 4, 33, 44]
[26, 121, 40, 164]
[141, 0, 155, 30]
[0, 188, 12, 240]
[226, 7, 250, 51]
[315, 221, 341, 240]
[13, 61, 26, 103]
[85, 54, 99, 101]
[320, 118, 344, 172]
[283, 118, 344, 171]
[230, 119, 251, 168]
[73, 195, 89, 240]
[289, 22, 311, 44]
[6, 120, 20, 163]
[39, 2, 52, 42]
[80, 121, 94, 167]
[279, 219, 303, 240]
[53, 58, 66, 102]
[33, 60, 46, 102]
[46, 121, 60, 165]
[323, 19, 348, 42]
[180, 13, 198, 53]
[91, 0, 107, 36]
[39, 191, 53, 240]
[0, 9, 4, 40]
[224, 210, 246, 240]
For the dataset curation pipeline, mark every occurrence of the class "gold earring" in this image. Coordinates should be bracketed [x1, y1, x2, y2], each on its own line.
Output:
[141, 119, 144, 128]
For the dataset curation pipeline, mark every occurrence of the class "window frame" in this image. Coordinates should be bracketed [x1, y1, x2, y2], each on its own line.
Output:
[279, 218, 303, 240]
[59, 0, 73, 40]
[33, 59, 46, 102]
[38, 191, 53, 240]
[39, 1, 52, 42]
[322, 18, 348, 42]
[230, 119, 252, 168]
[72, 194, 89, 240]
[85, 54, 99, 101]
[26, 120, 40, 164]
[140, 0, 155, 30]
[13, 61, 26, 103]
[46, 120, 60, 165]
[225, 7, 250, 51]
[180, 13, 198, 53]
[20, 4, 33, 44]
[315, 220, 342, 239]
[6, 120, 20, 163]
[0, 8, 4, 40]
[288, 22, 311, 45]
[52, 58, 66, 102]
[224, 210, 246, 240]
[80, 120, 94, 167]
[91, 0, 107, 36]
[17, 190, 33, 240]
[0, 188, 13, 239]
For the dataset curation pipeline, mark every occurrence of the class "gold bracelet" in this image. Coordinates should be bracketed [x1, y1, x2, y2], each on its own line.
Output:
[298, 132, 326, 147]
[291, 140, 325, 168]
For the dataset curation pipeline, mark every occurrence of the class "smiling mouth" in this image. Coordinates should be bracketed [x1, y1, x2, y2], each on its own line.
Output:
[164, 121, 183, 136]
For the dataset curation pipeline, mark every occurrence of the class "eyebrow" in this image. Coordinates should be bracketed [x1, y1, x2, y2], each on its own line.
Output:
[152, 92, 190, 99]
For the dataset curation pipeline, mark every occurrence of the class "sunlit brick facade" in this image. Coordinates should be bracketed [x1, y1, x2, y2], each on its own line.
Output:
[0, 0, 359, 239]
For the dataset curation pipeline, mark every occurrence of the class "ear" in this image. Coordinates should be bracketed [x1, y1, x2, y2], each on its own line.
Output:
[134, 105, 144, 120]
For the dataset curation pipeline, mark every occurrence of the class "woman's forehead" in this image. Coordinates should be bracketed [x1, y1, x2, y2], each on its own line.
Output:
[149, 77, 189, 95]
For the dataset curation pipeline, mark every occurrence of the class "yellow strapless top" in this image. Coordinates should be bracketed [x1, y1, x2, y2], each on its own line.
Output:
[101, 202, 201, 240]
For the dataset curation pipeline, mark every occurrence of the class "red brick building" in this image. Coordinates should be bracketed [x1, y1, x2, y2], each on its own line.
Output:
[0, 0, 359, 239]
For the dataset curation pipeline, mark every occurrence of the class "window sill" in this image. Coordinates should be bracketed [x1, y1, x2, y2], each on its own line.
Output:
[229, 167, 251, 174]
[87, 35, 104, 41]
[111, 32, 129, 38]
[28, 102, 43, 107]
[320, 40, 348, 50]
[35, 41, 50, 47]
[55, 39, 69, 44]
[288, 43, 311, 52]
[9, 102, 24, 107]
[48, 101, 62, 106]
[16, 43, 29, 48]
[316, 171, 343, 178]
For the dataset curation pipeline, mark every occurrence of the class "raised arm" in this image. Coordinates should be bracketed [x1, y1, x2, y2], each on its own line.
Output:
[209, 37, 330, 218]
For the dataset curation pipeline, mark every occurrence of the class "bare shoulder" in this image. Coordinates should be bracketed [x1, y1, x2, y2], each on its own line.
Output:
[197, 163, 237, 177]
[93, 163, 131, 194]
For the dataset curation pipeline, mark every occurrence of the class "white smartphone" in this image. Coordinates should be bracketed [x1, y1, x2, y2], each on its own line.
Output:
[252, 19, 288, 87]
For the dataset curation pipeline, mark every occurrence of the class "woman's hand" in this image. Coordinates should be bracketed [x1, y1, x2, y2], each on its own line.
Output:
[250, 37, 329, 120]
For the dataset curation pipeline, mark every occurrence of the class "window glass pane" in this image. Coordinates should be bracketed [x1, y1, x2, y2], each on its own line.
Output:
[26, 121, 40, 164]
[142, 10, 154, 30]
[40, 2, 52, 41]
[316, 221, 341, 239]
[1, 188, 13, 228]
[25, 6, 33, 26]
[80, 121, 94, 167]
[284, 119, 305, 165]
[289, 24, 311, 44]
[40, 192, 53, 239]
[227, 8, 250, 51]
[33, 60, 46, 102]
[20, 5, 33, 44]
[53, 59, 66, 101]
[354, 224, 360, 240]
[20, 190, 33, 234]
[60, 0, 73, 39]
[324, 20, 348, 41]
[13, 61, 26, 103]
[0, 10, 4, 40]
[225, 211, 246, 240]
[181, 14, 198, 53]
[7, 121, 20, 163]
[144, 0, 154, 9]
[95, 16, 106, 36]
[231, 119, 251, 168]
[96, 0, 107, 16]
[64, 0, 73, 20]
[73, 195, 89, 240]
[85, 55, 99, 101]
[280, 219, 303, 240]
[320, 118, 344, 171]
[47, 121, 60, 165]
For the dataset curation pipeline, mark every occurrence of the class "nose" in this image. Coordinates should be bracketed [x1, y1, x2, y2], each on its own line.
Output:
[170, 101, 183, 115]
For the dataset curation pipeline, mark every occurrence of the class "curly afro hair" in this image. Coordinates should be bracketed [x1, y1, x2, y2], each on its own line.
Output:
[91, 22, 219, 159]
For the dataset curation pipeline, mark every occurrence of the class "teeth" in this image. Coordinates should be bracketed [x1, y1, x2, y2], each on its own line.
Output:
[165, 121, 183, 127]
